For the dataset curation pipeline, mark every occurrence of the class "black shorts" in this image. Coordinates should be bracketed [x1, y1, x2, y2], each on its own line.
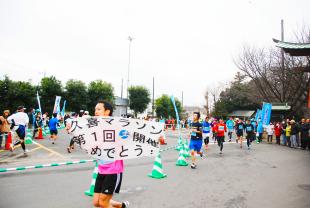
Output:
[236, 131, 243, 137]
[246, 133, 254, 140]
[50, 129, 58, 135]
[217, 136, 225, 143]
[94, 173, 123, 195]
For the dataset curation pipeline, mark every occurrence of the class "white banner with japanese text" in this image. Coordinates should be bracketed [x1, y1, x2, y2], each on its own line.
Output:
[68, 117, 165, 161]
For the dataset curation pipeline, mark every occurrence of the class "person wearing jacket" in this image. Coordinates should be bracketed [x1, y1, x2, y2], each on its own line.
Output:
[290, 120, 299, 148]
[0, 110, 10, 149]
[274, 122, 282, 145]
[300, 119, 309, 150]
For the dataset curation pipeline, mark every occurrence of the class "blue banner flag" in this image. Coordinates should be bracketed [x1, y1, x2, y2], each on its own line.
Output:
[255, 109, 261, 121]
[61, 100, 66, 117]
[170, 96, 180, 128]
[36, 91, 42, 117]
[261, 103, 272, 125]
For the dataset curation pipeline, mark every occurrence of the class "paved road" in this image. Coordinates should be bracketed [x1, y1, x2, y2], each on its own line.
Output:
[0, 130, 310, 208]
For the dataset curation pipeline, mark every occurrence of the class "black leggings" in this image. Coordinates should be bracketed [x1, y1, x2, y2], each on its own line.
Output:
[217, 136, 224, 151]
[267, 135, 273, 143]
[204, 137, 209, 145]
[276, 136, 280, 145]
[228, 132, 232, 140]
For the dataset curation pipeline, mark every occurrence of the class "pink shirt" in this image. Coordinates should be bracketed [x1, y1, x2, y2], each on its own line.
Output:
[98, 160, 124, 174]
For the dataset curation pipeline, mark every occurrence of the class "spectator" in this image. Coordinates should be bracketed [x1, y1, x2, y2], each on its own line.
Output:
[33, 112, 43, 138]
[0, 110, 10, 149]
[27, 108, 35, 129]
[274, 122, 282, 145]
[290, 120, 299, 148]
[299, 118, 309, 150]
[285, 121, 292, 147]
[266, 122, 274, 144]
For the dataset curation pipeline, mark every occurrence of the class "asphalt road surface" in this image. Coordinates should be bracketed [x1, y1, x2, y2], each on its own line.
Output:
[0, 129, 310, 208]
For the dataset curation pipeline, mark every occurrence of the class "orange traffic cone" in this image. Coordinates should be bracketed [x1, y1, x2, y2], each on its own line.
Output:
[35, 127, 44, 139]
[5, 132, 12, 150]
[159, 135, 167, 145]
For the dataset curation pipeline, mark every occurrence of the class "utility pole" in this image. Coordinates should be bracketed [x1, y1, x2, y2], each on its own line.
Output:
[121, 78, 123, 99]
[281, 19, 284, 69]
[281, 19, 285, 101]
[181, 91, 183, 108]
[127, 36, 134, 99]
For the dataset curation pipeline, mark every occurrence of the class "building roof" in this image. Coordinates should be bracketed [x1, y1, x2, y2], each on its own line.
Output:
[273, 39, 310, 56]
[271, 103, 291, 111]
[228, 110, 255, 117]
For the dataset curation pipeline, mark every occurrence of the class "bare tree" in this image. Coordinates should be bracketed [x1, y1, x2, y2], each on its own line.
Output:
[234, 28, 310, 117]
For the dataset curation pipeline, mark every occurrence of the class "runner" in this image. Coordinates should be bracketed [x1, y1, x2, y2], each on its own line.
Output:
[245, 119, 255, 150]
[250, 118, 257, 142]
[189, 112, 203, 169]
[66, 112, 78, 153]
[226, 117, 234, 142]
[202, 116, 211, 151]
[92, 101, 129, 208]
[7, 106, 29, 154]
[48, 113, 59, 144]
[214, 119, 227, 154]
[235, 119, 245, 148]
[211, 119, 218, 144]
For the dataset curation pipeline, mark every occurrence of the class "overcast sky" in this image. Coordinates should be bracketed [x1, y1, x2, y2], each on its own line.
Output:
[0, 0, 309, 107]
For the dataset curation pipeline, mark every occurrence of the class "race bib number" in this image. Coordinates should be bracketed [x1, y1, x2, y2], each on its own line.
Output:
[246, 127, 252, 131]
[219, 126, 224, 131]
[191, 132, 197, 137]
[204, 127, 210, 131]
[239, 125, 243, 130]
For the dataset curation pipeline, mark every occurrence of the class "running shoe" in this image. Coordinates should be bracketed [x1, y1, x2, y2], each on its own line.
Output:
[190, 163, 197, 169]
[219, 151, 222, 154]
[67, 147, 71, 153]
[122, 201, 130, 208]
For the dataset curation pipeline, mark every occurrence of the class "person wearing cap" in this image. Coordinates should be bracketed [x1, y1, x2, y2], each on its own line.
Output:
[0, 110, 10, 149]
[7, 106, 29, 153]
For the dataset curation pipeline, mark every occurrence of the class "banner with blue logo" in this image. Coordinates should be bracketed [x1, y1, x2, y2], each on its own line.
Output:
[53, 96, 61, 114]
[68, 116, 165, 160]
[261, 103, 272, 125]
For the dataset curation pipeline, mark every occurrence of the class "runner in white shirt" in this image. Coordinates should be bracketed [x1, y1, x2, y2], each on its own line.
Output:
[7, 106, 29, 153]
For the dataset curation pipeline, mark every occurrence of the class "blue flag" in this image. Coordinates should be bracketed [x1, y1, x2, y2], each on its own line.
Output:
[261, 103, 272, 125]
[61, 100, 66, 117]
[255, 109, 261, 121]
[170, 96, 180, 128]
